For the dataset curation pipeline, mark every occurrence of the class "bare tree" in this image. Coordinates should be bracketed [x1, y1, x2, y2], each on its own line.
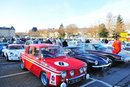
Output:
[114, 15, 125, 37]
[86, 26, 99, 38]
[65, 24, 78, 35]
[106, 13, 114, 37]
[58, 24, 66, 38]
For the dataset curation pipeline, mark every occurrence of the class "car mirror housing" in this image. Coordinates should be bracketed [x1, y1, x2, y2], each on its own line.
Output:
[36, 57, 40, 60]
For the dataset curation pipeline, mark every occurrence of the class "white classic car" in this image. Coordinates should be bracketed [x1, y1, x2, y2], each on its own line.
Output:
[2, 44, 25, 61]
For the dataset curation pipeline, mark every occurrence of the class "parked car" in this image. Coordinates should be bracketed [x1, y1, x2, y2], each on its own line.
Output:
[2, 44, 25, 61]
[123, 42, 130, 51]
[94, 42, 130, 62]
[20, 44, 89, 87]
[64, 46, 111, 71]
[84, 43, 130, 64]
[25, 39, 43, 47]
[0, 42, 8, 55]
[13, 39, 25, 44]
[67, 39, 78, 46]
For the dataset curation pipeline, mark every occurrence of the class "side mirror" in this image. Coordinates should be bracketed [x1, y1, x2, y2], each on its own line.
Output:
[36, 57, 40, 60]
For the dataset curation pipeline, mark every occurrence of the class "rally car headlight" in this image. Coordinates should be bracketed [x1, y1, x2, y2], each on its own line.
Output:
[79, 67, 83, 73]
[9, 52, 14, 56]
[61, 71, 67, 78]
[70, 70, 74, 76]
[107, 58, 110, 61]
[83, 66, 87, 72]
[106, 58, 110, 63]
[15, 54, 18, 57]
[94, 60, 98, 65]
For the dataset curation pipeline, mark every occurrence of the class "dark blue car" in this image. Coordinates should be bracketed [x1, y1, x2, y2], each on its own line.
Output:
[83, 43, 124, 65]
[64, 46, 111, 71]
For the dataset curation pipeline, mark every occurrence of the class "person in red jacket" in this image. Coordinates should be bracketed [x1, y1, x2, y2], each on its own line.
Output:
[112, 35, 121, 54]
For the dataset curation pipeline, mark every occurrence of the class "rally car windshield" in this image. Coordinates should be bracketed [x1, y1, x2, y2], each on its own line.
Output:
[41, 46, 65, 58]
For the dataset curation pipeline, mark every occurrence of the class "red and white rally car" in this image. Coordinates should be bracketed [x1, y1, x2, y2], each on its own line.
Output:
[20, 44, 89, 87]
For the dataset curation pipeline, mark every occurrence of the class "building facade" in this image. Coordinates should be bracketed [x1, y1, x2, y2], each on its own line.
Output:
[0, 26, 15, 37]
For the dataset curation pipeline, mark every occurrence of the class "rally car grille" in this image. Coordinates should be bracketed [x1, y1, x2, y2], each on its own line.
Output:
[67, 74, 86, 84]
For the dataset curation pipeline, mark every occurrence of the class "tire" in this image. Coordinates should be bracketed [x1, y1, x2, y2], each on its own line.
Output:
[6, 54, 9, 61]
[1, 52, 4, 57]
[110, 58, 116, 67]
[20, 60, 26, 70]
[40, 73, 49, 87]
[87, 63, 91, 73]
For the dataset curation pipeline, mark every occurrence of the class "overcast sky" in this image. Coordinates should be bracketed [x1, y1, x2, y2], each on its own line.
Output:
[0, 0, 130, 32]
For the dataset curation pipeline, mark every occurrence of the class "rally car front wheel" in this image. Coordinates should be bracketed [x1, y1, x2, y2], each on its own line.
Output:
[40, 73, 49, 87]
[20, 60, 25, 70]
[5, 54, 9, 61]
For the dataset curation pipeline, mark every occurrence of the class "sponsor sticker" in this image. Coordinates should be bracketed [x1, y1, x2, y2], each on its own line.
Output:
[49, 73, 56, 85]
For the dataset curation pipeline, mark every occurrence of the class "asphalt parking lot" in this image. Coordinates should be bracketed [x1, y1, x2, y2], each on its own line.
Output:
[0, 56, 130, 87]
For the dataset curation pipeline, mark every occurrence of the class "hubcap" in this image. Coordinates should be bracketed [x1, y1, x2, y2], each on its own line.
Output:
[41, 74, 47, 86]
[60, 82, 67, 87]
[21, 62, 24, 69]
[6, 55, 8, 60]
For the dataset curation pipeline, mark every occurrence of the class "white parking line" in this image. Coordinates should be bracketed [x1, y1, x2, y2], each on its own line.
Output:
[80, 80, 96, 87]
[0, 71, 29, 79]
[80, 78, 112, 87]
[92, 78, 112, 87]
[0, 72, 113, 87]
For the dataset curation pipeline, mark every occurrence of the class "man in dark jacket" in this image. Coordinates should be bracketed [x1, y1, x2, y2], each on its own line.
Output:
[62, 39, 68, 47]
[45, 39, 52, 44]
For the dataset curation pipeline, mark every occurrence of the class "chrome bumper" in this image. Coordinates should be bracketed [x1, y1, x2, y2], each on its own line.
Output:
[66, 73, 86, 84]
[92, 63, 111, 68]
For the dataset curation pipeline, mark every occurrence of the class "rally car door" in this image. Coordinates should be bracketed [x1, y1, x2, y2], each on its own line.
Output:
[30, 47, 42, 77]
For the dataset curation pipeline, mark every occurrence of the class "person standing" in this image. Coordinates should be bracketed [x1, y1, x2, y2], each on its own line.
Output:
[62, 39, 68, 47]
[45, 38, 52, 44]
[112, 35, 121, 54]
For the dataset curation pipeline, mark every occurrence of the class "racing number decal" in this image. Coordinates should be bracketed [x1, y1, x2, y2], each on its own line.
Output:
[50, 72, 56, 85]
[54, 61, 69, 67]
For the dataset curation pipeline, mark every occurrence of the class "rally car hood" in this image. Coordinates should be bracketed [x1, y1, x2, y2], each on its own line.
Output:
[42, 56, 86, 71]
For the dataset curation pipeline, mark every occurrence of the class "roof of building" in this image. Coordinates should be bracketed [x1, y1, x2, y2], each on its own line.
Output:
[0, 26, 15, 30]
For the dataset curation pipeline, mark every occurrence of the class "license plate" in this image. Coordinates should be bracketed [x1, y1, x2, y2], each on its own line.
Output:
[68, 76, 85, 84]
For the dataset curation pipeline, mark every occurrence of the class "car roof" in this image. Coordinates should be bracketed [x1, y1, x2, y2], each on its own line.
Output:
[8, 44, 23, 46]
[64, 46, 81, 48]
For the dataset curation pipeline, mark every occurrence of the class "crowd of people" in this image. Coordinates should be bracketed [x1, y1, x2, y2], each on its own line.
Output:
[0, 35, 124, 55]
